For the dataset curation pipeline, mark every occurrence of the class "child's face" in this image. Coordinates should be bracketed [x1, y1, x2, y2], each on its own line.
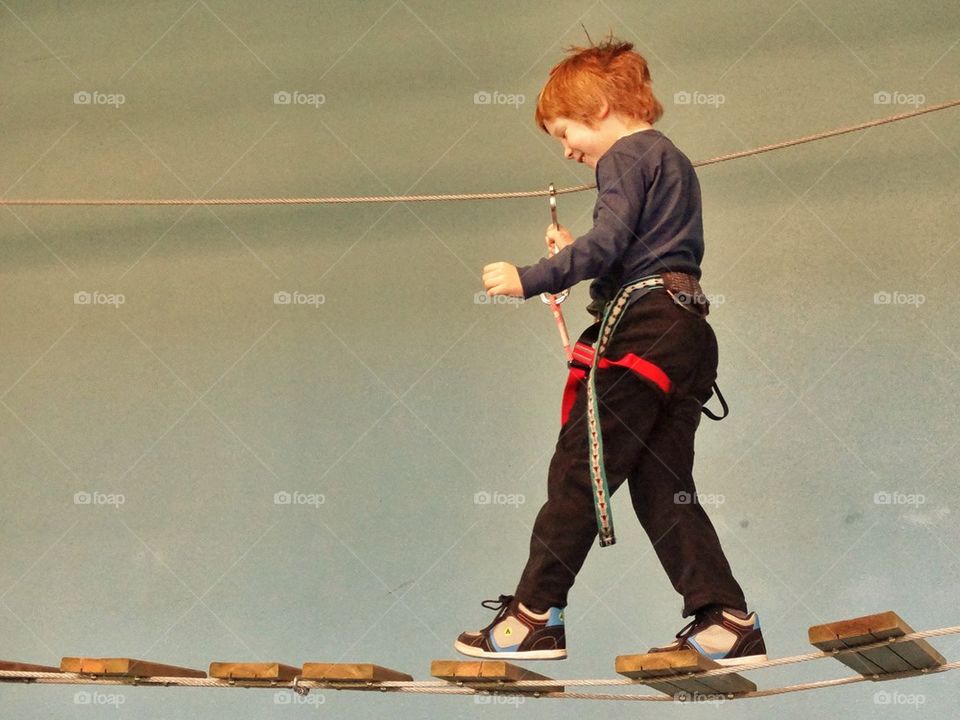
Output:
[544, 116, 612, 170]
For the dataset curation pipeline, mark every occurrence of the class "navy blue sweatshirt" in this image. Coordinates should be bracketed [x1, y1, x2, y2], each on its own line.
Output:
[517, 129, 704, 303]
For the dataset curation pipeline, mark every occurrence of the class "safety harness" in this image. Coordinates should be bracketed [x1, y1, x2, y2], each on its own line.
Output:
[539, 188, 728, 547]
[568, 274, 729, 547]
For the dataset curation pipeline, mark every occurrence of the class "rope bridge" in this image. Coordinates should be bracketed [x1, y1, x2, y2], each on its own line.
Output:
[2, 100, 958, 708]
[1, 612, 957, 704]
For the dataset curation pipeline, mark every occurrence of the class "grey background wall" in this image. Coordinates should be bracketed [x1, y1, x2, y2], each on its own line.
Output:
[1, 1, 958, 718]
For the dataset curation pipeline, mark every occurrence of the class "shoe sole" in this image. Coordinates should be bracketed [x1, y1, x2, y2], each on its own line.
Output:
[713, 653, 768, 667]
[453, 640, 567, 660]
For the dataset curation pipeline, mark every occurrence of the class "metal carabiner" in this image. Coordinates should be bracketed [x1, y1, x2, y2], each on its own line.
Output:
[540, 183, 570, 305]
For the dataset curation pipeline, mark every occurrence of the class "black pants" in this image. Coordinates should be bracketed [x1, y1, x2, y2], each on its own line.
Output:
[515, 289, 747, 618]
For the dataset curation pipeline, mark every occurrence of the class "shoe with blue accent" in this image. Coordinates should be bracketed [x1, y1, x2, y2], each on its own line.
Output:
[649, 605, 767, 666]
[454, 594, 567, 660]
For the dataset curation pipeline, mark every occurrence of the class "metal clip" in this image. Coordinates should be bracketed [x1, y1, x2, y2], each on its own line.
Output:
[291, 675, 310, 696]
[540, 183, 569, 305]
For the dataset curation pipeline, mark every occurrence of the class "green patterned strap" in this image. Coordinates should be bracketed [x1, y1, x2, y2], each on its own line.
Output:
[585, 276, 665, 547]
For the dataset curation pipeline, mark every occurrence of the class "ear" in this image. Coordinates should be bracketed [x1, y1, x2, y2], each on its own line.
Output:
[595, 97, 611, 121]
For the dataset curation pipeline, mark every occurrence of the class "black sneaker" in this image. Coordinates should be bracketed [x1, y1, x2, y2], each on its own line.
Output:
[648, 605, 767, 666]
[454, 594, 567, 660]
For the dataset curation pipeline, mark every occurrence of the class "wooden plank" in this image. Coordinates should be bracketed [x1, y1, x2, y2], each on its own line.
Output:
[809, 611, 945, 678]
[615, 649, 756, 697]
[0, 660, 62, 673]
[60, 657, 206, 678]
[208, 662, 299, 681]
[431, 659, 563, 693]
[301, 663, 412, 683]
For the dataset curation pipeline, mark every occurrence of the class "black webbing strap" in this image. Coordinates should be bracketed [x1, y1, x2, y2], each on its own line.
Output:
[701, 382, 729, 421]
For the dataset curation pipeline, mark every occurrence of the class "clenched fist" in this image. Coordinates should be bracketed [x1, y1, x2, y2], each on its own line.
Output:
[482, 262, 523, 297]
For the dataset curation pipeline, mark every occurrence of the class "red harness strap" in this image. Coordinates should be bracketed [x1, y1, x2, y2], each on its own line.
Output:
[598, 354, 672, 393]
[561, 341, 673, 425]
[561, 366, 589, 425]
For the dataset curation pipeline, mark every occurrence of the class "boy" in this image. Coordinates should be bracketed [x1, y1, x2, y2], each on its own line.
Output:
[458, 38, 767, 665]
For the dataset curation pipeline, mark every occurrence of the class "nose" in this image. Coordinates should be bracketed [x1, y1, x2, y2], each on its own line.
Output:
[563, 144, 574, 160]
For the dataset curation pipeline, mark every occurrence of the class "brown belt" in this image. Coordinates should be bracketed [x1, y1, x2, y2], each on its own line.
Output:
[589, 271, 710, 321]
[661, 271, 710, 317]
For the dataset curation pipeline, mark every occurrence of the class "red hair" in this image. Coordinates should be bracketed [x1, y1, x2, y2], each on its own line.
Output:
[535, 38, 663, 131]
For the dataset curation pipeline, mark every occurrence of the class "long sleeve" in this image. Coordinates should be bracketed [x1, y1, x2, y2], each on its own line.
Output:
[516, 130, 703, 301]
[517, 149, 647, 299]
